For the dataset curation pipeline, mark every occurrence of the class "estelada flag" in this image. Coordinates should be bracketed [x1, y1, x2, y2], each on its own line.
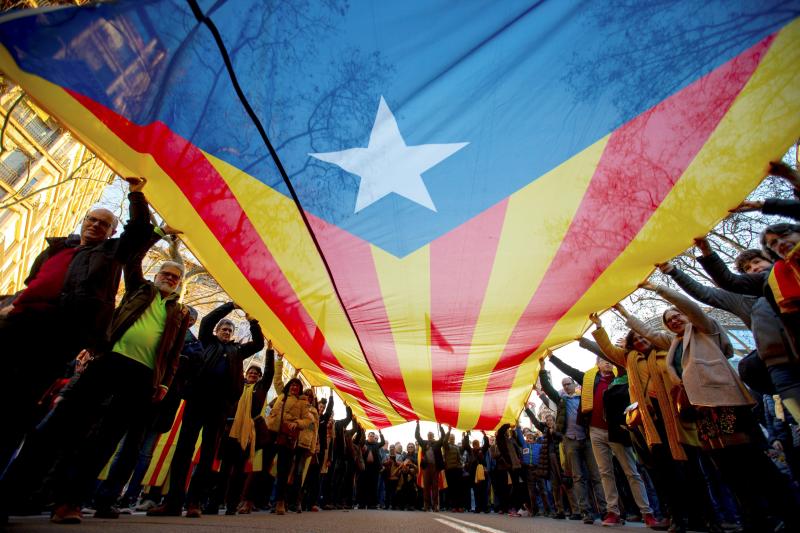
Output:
[1, 1, 798, 429]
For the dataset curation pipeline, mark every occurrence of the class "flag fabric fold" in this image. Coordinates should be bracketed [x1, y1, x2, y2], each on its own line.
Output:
[1, 0, 798, 428]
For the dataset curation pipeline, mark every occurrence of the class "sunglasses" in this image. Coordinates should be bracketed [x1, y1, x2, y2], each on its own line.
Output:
[84, 215, 113, 230]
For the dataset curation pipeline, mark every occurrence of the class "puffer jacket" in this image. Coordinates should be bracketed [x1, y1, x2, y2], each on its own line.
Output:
[266, 391, 311, 433]
[297, 402, 319, 451]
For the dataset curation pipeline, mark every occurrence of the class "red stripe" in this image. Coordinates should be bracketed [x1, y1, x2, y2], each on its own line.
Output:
[66, 90, 392, 428]
[146, 400, 185, 486]
[308, 213, 416, 420]
[429, 200, 507, 426]
[475, 34, 774, 429]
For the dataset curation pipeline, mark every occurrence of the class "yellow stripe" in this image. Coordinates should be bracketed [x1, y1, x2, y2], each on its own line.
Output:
[0, 45, 378, 425]
[501, 17, 800, 425]
[456, 137, 608, 429]
[372, 245, 435, 420]
[204, 154, 404, 425]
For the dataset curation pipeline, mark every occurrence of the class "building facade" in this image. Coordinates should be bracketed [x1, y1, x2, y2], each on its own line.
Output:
[0, 77, 114, 296]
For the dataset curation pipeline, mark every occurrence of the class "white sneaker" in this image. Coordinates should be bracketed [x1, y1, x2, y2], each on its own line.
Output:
[134, 500, 158, 512]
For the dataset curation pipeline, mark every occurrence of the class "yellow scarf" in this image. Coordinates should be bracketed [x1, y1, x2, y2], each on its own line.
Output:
[580, 366, 617, 413]
[229, 383, 256, 459]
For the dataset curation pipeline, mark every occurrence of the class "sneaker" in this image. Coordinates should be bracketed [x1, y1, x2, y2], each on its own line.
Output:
[93, 506, 120, 519]
[311, 505, 320, 512]
[185, 505, 202, 518]
[583, 514, 596, 524]
[147, 503, 183, 517]
[644, 514, 669, 530]
[225, 507, 237, 516]
[51, 504, 82, 524]
[135, 500, 158, 512]
[509, 509, 521, 517]
[602, 512, 623, 527]
[569, 513, 583, 520]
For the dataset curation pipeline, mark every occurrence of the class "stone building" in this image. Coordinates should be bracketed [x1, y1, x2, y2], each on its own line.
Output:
[0, 77, 114, 296]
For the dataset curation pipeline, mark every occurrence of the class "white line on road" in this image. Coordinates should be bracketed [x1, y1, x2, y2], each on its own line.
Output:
[434, 515, 508, 533]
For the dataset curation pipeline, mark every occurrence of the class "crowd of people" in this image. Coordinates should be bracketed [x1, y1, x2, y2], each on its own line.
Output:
[0, 157, 799, 532]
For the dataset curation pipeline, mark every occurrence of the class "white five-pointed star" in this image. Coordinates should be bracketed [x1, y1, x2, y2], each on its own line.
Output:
[310, 97, 468, 213]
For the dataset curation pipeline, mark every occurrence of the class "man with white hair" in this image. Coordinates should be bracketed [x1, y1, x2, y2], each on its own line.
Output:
[0, 178, 156, 468]
[4, 249, 191, 523]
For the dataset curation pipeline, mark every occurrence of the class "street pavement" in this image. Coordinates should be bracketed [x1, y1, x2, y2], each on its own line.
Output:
[4, 509, 652, 532]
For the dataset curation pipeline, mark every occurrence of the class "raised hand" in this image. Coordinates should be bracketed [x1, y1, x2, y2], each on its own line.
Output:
[612, 303, 629, 318]
[769, 161, 800, 186]
[729, 200, 764, 213]
[693, 237, 712, 257]
[638, 281, 657, 292]
[125, 176, 146, 192]
[161, 223, 183, 236]
[656, 262, 674, 274]
[588, 312, 602, 328]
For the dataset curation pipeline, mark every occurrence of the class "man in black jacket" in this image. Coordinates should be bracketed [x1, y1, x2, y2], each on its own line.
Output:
[149, 301, 264, 518]
[0, 179, 154, 468]
[415, 421, 445, 512]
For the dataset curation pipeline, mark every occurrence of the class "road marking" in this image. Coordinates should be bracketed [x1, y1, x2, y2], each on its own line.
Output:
[434, 515, 508, 533]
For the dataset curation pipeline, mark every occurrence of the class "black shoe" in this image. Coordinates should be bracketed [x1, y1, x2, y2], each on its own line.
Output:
[202, 505, 220, 515]
[93, 506, 120, 519]
[570, 513, 583, 520]
[554, 512, 566, 519]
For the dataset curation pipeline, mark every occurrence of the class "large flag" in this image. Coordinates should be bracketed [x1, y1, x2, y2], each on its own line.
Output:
[1, 1, 798, 429]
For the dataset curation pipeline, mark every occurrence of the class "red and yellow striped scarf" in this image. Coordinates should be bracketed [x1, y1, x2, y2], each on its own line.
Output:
[768, 242, 800, 314]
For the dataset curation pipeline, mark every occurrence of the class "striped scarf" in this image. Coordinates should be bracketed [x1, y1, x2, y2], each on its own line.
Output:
[626, 350, 687, 461]
[768, 243, 800, 313]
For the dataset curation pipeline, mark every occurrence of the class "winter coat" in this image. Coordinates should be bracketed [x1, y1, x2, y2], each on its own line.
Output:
[195, 302, 264, 406]
[11, 191, 153, 351]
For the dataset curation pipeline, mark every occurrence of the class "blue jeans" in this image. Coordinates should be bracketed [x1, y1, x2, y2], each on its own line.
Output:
[563, 436, 606, 516]
[769, 363, 800, 423]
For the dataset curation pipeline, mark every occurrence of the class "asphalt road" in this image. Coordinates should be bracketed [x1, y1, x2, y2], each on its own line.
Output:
[5, 509, 653, 532]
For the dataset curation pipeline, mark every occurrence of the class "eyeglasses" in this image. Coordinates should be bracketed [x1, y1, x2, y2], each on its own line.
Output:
[84, 215, 113, 230]
[158, 271, 182, 281]
[219, 327, 234, 333]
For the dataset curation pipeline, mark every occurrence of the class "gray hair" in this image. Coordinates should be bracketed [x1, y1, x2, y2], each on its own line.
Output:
[216, 318, 235, 331]
[85, 207, 119, 232]
[159, 261, 185, 276]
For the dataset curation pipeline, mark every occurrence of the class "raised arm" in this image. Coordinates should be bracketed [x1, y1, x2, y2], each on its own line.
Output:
[524, 406, 546, 432]
[577, 337, 606, 359]
[663, 264, 753, 327]
[199, 301, 234, 346]
[320, 391, 334, 423]
[643, 283, 717, 335]
[548, 354, 585, 383]
[615, 303, 673, 351]
[538, 366, 561, 405]
[273, 354, 285, 395]
[415, 420, 424, 446]
[591, 327, 628, 367]
[238, 314, 265, 359]
[113, 188, 156, 263]
[262, 344, 276, 390]
[761, 198, 800, 221]
[515, 425, 525, 446]
[122, 230, 162, 293]
[378, 431, 385, 448]
[696, 244, 764, 296]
